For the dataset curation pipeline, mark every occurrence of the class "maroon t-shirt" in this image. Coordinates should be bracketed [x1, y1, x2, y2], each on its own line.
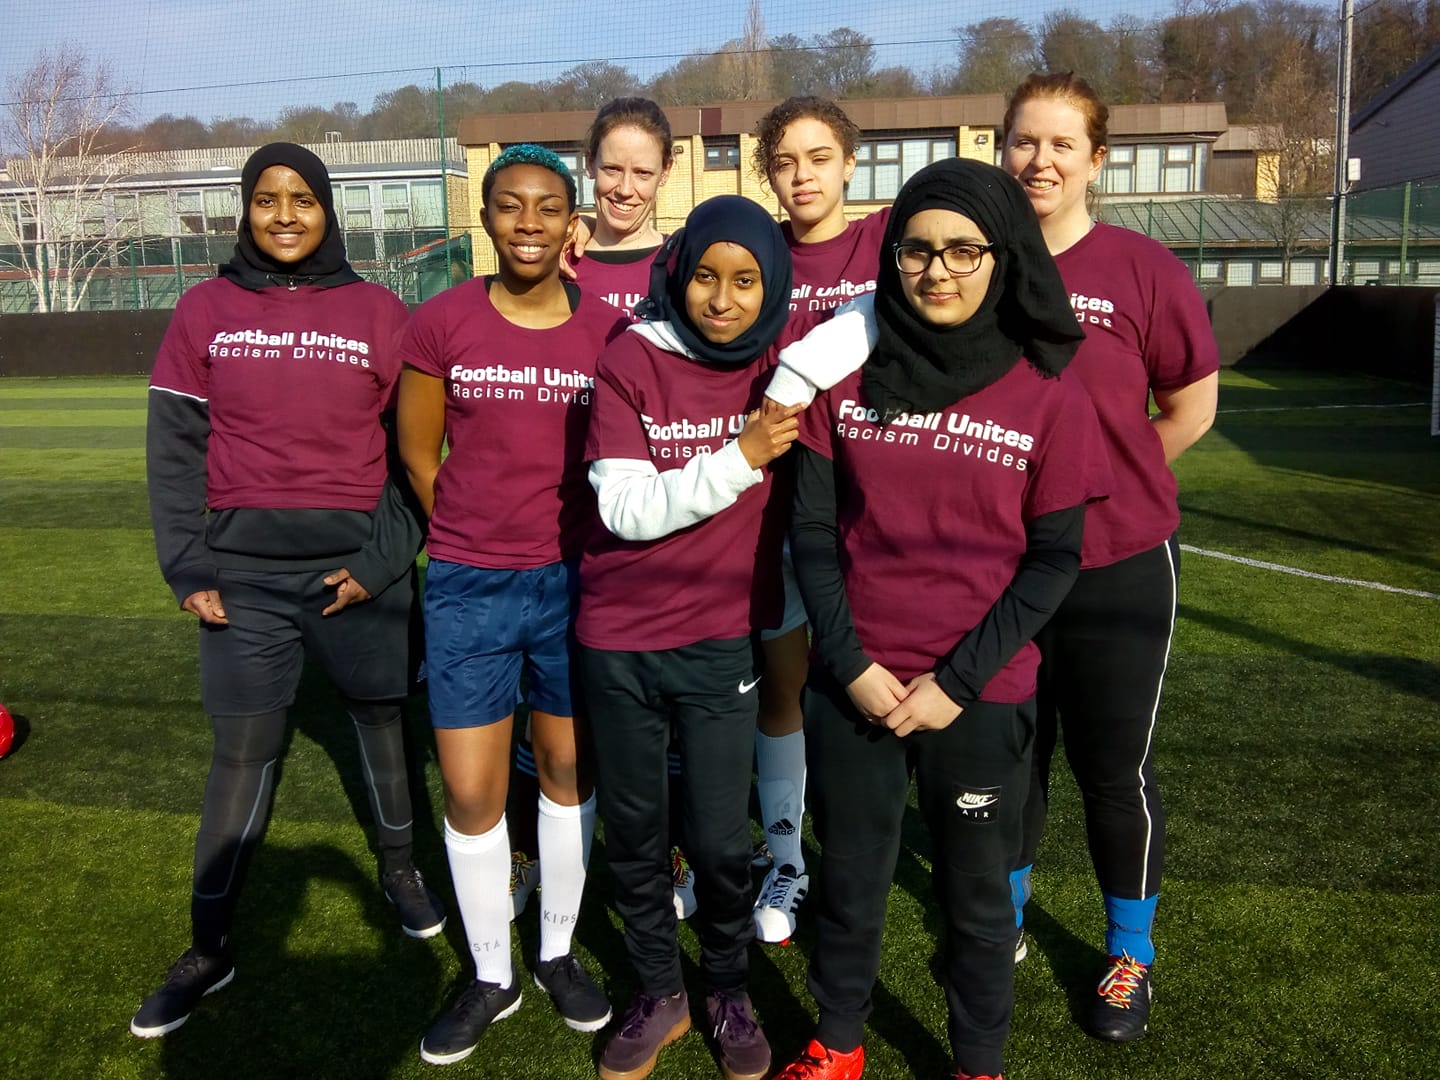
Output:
[785, 208, 890, 316]
[398, 278, 627, 569]
[578, 318, 819, 651]
[149, 276, 410, 511]
[799, 363, 1111, 702]
[574, 243, 663, 320]
[1055, 223, 1219, 568]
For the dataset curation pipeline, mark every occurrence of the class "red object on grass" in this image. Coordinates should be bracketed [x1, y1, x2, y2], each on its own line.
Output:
[0, 703, 14, 758]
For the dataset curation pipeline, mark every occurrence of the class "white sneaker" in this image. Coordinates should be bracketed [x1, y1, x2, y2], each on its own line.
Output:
[1014, 929, 1028, 964]
[752, 863, 809, 943]
[509, 850, 539, 921]
[671, 846, 697, 921]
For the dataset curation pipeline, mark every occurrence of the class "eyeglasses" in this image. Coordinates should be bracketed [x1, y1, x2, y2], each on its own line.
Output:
[893, 241, 994, 277]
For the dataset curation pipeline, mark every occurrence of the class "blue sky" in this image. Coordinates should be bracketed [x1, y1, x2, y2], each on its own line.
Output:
[4, 0, 1175, 124]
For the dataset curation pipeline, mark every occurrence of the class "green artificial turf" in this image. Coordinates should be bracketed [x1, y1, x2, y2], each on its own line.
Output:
[1, 371, 1437, 1079]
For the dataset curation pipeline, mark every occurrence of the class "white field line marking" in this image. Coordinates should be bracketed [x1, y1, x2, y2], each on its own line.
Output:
[1180, 545, 1440, 600]
[1216, 401, 1424, 414]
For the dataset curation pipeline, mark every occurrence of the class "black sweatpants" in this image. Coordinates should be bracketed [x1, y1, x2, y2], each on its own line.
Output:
[189, 567, 417, 952]
[581, 636, 760, 996]
[804, 674, 1033, 1077]
[1019, 536, 1178, 900]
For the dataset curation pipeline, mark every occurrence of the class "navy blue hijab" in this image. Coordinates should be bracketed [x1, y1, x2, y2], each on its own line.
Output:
[637, 195, 793, 366]
[220, 142, 361, 290]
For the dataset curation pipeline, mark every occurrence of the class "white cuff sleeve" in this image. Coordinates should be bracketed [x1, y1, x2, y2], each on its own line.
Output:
[590, 440, 763, 541]
[767, 293, 879, 407]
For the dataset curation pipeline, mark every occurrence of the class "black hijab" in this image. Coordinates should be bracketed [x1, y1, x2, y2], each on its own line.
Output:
[219, 142, 361, 290]
[863, 157, 1083, 421]
[636, 194, 793, 366]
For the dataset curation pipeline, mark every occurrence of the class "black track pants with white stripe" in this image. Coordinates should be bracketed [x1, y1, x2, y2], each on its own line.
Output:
[1019, 535, 1178, 901]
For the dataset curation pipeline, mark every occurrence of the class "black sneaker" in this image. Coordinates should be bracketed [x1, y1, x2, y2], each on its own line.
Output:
[1086, 953, 1151, 1041]
[129, 947, 235, 1037]
[382, 865, 447, 939]
[419, 979, 522, 1065]
[534, 952, 612, 1032]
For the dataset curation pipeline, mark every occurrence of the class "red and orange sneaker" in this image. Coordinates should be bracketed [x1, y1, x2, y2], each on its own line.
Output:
[774, 1039, 865, 1080]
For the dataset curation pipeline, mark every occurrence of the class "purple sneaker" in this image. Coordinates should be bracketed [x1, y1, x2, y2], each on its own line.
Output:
[706, 990, 771, 1080]
[598, 991, 691, 1080]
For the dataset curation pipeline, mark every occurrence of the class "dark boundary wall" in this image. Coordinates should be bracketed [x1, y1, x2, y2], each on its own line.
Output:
[0, 310, 173, 377]
[1, 288, 1436, 382]
[1203, 285, 1439, 383]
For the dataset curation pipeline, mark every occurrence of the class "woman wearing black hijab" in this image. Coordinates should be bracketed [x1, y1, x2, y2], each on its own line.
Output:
[133, 143, 443, 1037]
[769, 158, 1112, 1080]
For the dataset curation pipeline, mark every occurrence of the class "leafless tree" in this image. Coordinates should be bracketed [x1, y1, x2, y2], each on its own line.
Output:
[1243, 38, 1335, 281]
[1, 46, 136, 312]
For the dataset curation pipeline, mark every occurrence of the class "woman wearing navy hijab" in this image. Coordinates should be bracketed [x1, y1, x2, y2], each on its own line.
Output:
[578, 195, 811, 1080]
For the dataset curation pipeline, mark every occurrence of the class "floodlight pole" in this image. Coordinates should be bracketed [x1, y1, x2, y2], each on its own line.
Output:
[1329, 0, 1354, 285]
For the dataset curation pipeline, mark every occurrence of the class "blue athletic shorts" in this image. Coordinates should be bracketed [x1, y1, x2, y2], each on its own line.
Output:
[423, 558, 579, 728]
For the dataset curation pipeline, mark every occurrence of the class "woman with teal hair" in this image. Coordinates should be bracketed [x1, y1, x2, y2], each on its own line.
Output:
[397, 144, 628, 1065]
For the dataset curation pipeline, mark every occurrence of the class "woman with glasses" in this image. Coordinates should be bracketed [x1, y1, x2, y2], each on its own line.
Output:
[767, 158, 1111, 1080]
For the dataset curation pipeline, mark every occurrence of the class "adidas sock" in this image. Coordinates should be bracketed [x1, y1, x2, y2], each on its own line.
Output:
[1009, 864, 1033, 929]
[508, 736, 541, 866]
[536, 791, 596, 962]
[348, 701, 415, 875]
[444, 815, 514, 988]
[1103, 892, 1158, 965]
[755, 729, 806, 874]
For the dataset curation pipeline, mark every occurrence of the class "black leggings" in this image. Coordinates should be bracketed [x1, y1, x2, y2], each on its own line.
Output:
[1019, 536, 1178, 900]
[190, 700, 413, 953]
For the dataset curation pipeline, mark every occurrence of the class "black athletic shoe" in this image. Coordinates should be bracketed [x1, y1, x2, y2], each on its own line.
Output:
[129, 947, 235, 1037]
[419, 979, 522, 1065]
[1086, 953, 1152, 1042]
[533, 952, 612, 1032]
[382, 865, 447, 939]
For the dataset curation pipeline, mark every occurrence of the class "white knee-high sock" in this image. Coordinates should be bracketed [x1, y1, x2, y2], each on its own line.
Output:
[755, 730, 806, 874]
[537, 791, 596, 962]
[444, 815, 513, 988]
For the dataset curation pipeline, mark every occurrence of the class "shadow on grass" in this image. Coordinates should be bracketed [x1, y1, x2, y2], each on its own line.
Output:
[1179, 604, 1440, 701]
[1180, 502, 1440, 577]
[1022, 903, 1107, 1029]
[154, 842, 446, 1080]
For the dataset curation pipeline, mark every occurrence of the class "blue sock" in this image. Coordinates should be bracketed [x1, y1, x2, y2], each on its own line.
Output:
[514, 739, 538, 779]
[1103, 893, 1158, 965]
[1009, 865, 1033, 929]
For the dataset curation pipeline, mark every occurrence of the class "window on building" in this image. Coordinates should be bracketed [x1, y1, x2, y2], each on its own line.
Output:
[1225, 261, 1254, 286]
[177, 191, 205, 235]
[705, 139, 741, 170]
[139, 192, 171, 235]
[1353, 259, 1381, 283]
[203, 188, 237, 234]
[549, 152, 595, 209]
[1105, 146, 1135, 194]
[342, 185, 373, 230]
[1259, 260, 1284, 282]
[1103, 142, 1207, 194]
[1198, 260, 1222, 281]
[849, 136, 958, 202]
[410, 179, 447, 226]
[1289, 261, 1318, 285]
[382, 184, 411, 229]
